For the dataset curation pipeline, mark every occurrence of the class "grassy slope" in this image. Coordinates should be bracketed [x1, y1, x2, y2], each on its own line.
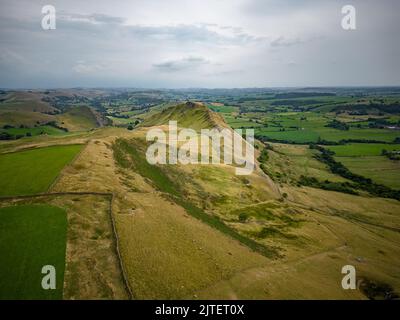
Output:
[262, 143, 349, 183]
[113, 138, 279, 258]
[0, 92, 55, 113]
[0, 92, 57, 127]
[0, 111, 55, 127]
[0, 144, 83, 196]
[56, 106, 98, 132]
[44, 132, 270, 299]
[0, 204, 67, 299]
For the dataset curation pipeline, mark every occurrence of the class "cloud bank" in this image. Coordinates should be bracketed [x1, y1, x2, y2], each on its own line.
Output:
[0, 0, 399, 88]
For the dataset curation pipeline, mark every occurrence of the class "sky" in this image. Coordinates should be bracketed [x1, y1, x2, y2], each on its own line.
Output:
[0, 0, 399, 88]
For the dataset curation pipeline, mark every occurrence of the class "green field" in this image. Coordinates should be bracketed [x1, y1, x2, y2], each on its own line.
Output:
[255, 128, 320, 143]
[0, 144, 83, 196]
[216, 109, 400, 144]
[327, 143, 400, 156]
[336, 156, 400, 189]
[107, 116, 134, 125]
[208, 105, 238, 113]
[256, 125, 399, 143]
[323, 143, 400, 189]
[1, 125, 66, 138]
[0, 204, 67, 299]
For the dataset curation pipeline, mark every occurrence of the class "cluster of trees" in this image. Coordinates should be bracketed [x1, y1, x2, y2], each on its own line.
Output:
[255, 135, 305, 145]
[325, 119, 349, 131]
[0, 130, 32, 140]
[0, 121, 68, 141]
[0, 132, 23, 140]
[257, 148, 269, 163]
[257, 144, 274, 179]
[382, 149, 400, 161]
[126, 120, 140, 130]
[310, 144, 400, 200]
[367, 118, 392, 128]
[0, 124, 30, 140]
[45, 121, 68, 132]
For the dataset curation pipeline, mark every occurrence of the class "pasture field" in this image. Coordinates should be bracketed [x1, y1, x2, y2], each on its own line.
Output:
[255, 128, 319, 143]
[224, 115, 264, 129]
[327, 143, 400, 156]
[337, 156, 400, 189]
[317, 128, 400, 143]
[208, 104, 239, 113]
[1, 125, 66, 138]
[0, 204, 67, 299]
[215, 107, 400, 144]
[255, 123, 399, 144]
[0, 144, 83, 196]
[107, 116, 134, 125]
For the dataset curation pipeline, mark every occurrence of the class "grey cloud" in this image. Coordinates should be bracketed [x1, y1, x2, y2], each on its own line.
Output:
[56, 13, 263, 45]
[59, 12, 126, 25]
[270, 36, 304, 47]
[0, 0, 399, 88]
[122, 24, 262, 45]
[153, 57, 209, 72]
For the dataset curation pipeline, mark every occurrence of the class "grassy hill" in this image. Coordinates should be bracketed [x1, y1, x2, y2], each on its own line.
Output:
[0, 92, 57, 128]
[141, 101, 228, 130]
[56, 106, 101, 132]
[0, 92, 56, 113]
[0, 111, 55, 127]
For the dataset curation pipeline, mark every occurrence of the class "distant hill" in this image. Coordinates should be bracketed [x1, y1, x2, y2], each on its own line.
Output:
[0, 90, 110, 132]
[0, 92, 57, 127]
[0, 111, 55, 128]
[141, 101, 228, 130]
[0, 91, 57, 113]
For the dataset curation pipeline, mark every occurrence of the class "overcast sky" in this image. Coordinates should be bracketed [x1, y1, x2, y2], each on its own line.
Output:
[0, 0, 399, 88]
